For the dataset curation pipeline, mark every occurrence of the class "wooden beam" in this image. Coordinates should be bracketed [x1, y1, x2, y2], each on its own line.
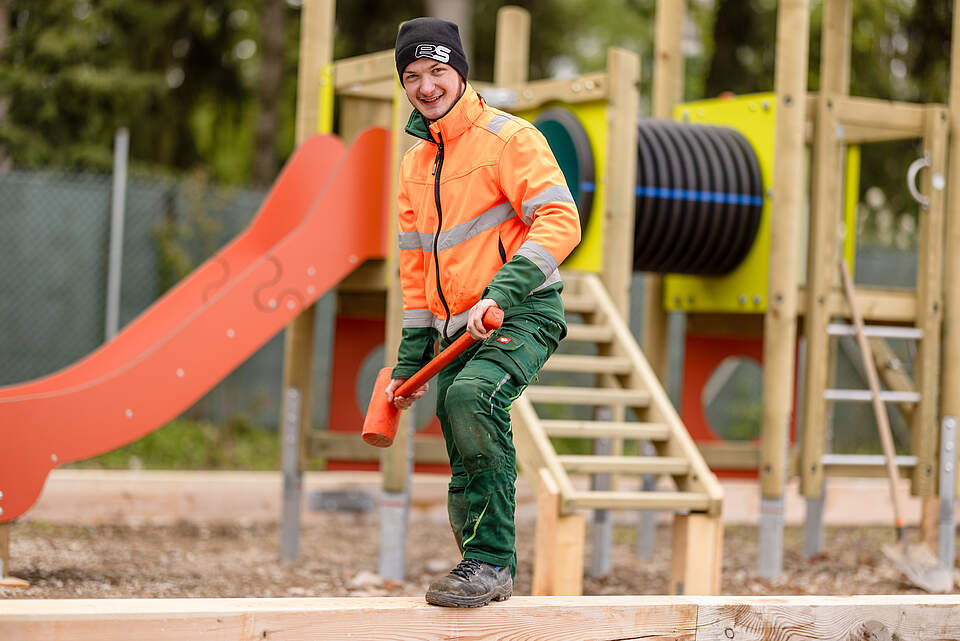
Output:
[799, 0, 851, 499]
[671, 512, 723, 595]
[5, 595, 960, 640]
[332, 50, 395, 89]
[494, 6, 529, 86]
[278, 0, 335, 552]
[602, 48, 640, 319]
[833, 96, 928, 138]
[644, 0, 685, 384]
[0, 522, 28, 588]
[531, 468, 584, 596]
[762, 0, 811, 499]
[911, 105, 948, 497]
[311, 432, 447, 464]
[474, 73, 609, 111]
[796, 286, 918, 322]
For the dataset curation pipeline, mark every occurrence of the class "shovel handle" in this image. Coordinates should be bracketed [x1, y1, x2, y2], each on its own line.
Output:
[394, 306, 503, 398]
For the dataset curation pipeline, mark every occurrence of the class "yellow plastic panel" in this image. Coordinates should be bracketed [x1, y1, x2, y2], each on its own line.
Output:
[516, 101, 607, 273]
[663, 94, 777, 313]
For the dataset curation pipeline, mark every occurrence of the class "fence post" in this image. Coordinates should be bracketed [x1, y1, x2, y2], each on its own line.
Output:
[105, 127, 129, 341]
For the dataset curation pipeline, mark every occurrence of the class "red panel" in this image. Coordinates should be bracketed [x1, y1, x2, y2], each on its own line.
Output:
[327, 315, 447, 473]
[681, 333, 797, 479]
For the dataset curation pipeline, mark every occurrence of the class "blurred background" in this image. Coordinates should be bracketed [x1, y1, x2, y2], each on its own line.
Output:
[0, 0, 950, 468]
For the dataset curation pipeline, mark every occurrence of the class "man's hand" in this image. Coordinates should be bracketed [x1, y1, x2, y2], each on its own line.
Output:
[385, 378, 428, 410]
[467, 298, 499, 340]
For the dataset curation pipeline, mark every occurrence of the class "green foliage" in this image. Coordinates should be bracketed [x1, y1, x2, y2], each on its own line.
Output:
[67, 417, 280, 470]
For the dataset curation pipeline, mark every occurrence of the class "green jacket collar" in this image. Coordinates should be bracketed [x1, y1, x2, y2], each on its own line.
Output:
[404, 83, 483, 144]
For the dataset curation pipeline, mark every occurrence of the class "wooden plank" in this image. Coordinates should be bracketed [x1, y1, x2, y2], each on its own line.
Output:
[335, 291, 385, 319]
[911, 105, 948, 496]
[542, 354, 631, 375]
[337, 259, 387, 293]
[833, 95, 927, 137]
[944, 0, 960, 498]
[511, 396, 578, 507]
[531, 468, 585, 596]
[474, 74, 608, 112]
[339, 96, 392, 144]
[697, 442, 761, 470]
[798, 0, 850, 500]
[494, 6, 529, 86]
[696, 595, 960, 640]
[541, 419, 670, 440]
[311, 432, 447, 464]
[332, 50, 394, 89]
[799, 286, 918, 322]
[559, 455, 689, 476]
[569, 490, 711, 512]
[762, 0, 811, 499]
[563, 324, 614, 343]
[560, 293, 596, 313]
[524, 385, 650, 407]
[671, 513, 723, 595]
[7, 596, 960, 640]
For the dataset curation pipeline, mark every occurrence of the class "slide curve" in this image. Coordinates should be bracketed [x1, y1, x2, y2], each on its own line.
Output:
[0, 128, 390, 523]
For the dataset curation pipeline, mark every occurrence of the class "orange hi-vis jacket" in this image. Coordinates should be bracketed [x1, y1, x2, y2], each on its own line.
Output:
[395, 84, 581, 368]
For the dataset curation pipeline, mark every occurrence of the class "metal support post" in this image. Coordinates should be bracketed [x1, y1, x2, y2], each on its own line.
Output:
[804, 492, 826, 558]
[939, 416, 957, 571]
[589, 438, 613, 578]
[379, 413, 414, 580]
[280, 388, 302, 560]
[635, 440, 659, 558]
[758, 497, 785, 578]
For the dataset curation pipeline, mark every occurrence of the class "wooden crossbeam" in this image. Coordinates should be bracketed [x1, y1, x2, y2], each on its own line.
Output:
[4, 596, 960, 640]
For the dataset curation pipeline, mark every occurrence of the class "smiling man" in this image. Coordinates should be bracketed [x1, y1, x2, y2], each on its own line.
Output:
[386, 17, 581, 608]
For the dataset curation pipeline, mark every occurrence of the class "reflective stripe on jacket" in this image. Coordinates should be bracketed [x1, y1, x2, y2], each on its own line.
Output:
[396, 83, 581, 342]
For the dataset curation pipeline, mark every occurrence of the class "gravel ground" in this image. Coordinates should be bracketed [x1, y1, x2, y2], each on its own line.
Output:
[3, 515, 953, 598]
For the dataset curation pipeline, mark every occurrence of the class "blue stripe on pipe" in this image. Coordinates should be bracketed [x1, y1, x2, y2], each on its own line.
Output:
[634, 186, 764, 206]
[580, 181, 596, 192]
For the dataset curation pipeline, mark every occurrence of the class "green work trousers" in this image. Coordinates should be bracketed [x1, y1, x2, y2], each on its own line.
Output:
[435, 301, 564, 578]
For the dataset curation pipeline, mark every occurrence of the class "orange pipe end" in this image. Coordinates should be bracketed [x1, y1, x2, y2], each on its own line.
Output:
[361, 367, 400, 447]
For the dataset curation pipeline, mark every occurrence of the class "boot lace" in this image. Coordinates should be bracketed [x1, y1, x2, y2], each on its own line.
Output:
[449, 558, 483, 579]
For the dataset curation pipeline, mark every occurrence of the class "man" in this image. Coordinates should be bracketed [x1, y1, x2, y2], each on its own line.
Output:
[386, 17, 580, 608]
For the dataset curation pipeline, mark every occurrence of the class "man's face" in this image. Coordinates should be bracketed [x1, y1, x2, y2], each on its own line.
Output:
[401, 58, 464, 122]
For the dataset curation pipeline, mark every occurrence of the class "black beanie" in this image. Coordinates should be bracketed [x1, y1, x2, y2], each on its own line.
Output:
[395, 17, 469, 81]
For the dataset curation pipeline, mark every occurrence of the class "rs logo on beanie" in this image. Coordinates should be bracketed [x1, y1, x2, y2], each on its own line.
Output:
[415, 44, 451, 63]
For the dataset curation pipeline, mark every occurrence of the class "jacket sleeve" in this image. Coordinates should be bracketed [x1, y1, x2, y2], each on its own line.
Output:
[484, 125, 581, 311]
[392, 168, 435, 379]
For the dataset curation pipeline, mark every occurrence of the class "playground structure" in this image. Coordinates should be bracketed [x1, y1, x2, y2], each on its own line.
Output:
[1, 0, 960, 619]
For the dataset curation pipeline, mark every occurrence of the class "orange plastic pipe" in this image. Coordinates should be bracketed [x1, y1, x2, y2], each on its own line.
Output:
[362, 307, 503, 447]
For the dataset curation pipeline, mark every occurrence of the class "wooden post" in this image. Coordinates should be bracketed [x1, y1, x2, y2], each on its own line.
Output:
[911, 105, 947, 498]
[800, 0, 852, 499]
[279, 0, 335, 561]
[494, 6, 529, 86]
[670, 513, 723, 595]
[0, 522, 28, 588]
[759, 0, 811, 578]
[943, 0, 960, 498]
[532, 469, 584, 596]
[644, 0, 685, 380]
[601, 48, 640, 318]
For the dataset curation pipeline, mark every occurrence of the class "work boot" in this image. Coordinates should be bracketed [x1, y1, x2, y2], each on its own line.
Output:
[425, 558, 513, 607]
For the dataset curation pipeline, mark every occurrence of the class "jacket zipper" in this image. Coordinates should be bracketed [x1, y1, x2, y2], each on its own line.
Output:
[432, 132, 453, 338]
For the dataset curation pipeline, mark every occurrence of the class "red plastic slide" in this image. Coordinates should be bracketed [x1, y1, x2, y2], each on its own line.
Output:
[0, 128, 390, 523]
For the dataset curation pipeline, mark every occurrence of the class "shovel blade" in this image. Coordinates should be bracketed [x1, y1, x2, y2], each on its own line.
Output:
[882, 542, 955, 593]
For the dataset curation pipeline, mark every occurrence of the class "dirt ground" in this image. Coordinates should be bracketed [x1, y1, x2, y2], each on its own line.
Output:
[3, 514, 951, 599]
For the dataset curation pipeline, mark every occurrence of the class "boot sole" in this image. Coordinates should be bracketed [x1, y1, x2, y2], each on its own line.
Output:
[425, 584, 512, 608]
